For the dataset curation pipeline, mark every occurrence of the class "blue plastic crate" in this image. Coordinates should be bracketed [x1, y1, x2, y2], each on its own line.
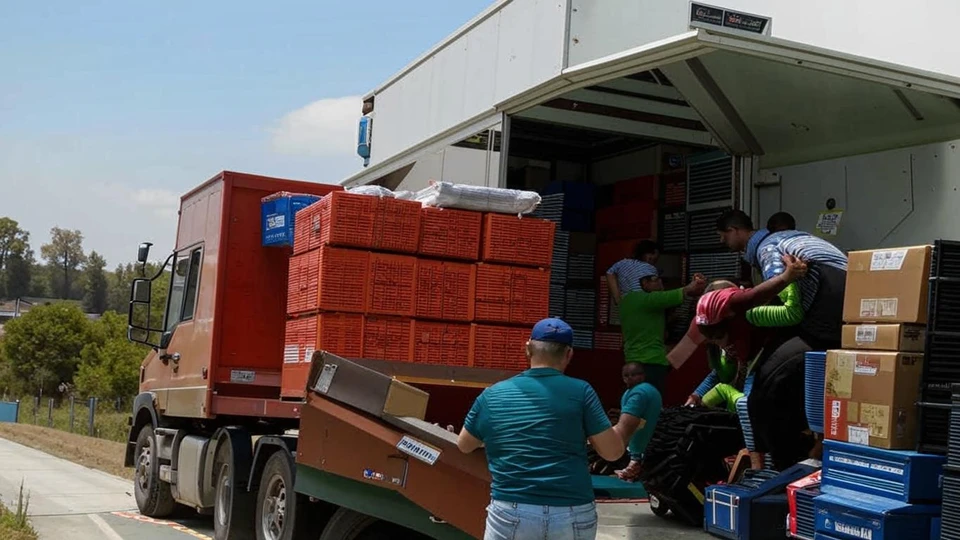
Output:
[814, 486, 940, 540]
[544, 181, 596, 211]
[261, 193, 321, 247]
[822, 440, 946, 503]
[804, 351, 826, 434]
[932, 517, 941, 540]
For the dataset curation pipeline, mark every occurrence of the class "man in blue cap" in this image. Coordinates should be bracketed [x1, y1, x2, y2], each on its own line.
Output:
[457, 318, 624, 540]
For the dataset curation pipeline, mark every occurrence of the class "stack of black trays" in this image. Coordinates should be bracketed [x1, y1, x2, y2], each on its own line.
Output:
[942, 383, 960, 539]
[639, 406, 743, 526]
[918, 239, 960, 454]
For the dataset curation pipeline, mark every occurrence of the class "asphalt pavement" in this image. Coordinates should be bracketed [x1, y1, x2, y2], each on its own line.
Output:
[0, 434, 709, 539]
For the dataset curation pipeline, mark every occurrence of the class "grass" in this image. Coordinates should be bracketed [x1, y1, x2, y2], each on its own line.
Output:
[12, 396, 130, 443]
[0, 423, 132, 480]
[0, 481, 37, 540]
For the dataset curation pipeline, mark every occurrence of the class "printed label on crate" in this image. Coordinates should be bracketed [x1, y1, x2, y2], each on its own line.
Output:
[266, 214, 286, 230]
[869, 249, 907, 271]
[848, 425, 871, 445]
[858, 298, 899, 318]
[855, 325, 878, 343]
[829, 455, 904, 476]
[303, 347, 315, 364]
[854, 357, 879, 376]
[314, 363, 338, 394]
[284, 345, 299, 364]
[828, 398, 846, 439]
[832, 520, 873, 540]
[827, 354, 854, 398]
[396, 436, 441, 465]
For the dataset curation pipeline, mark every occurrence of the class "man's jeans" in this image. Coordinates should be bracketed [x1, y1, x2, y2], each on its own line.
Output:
[483, 499, 598, 540]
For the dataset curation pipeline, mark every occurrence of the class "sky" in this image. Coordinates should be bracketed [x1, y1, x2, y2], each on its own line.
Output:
[0, 1, 492, 266]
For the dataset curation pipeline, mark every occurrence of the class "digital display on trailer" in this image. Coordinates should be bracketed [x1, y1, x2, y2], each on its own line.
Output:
[689, 2, 772, 36]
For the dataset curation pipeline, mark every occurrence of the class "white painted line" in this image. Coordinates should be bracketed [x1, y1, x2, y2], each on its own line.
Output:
[89, 514, 125, 540]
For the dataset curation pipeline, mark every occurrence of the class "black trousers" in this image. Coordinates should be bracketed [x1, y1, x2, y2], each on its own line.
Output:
[747, 335, 815, 471]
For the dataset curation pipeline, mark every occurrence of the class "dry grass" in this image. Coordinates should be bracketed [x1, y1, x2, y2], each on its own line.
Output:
[0, 423, 132, 480]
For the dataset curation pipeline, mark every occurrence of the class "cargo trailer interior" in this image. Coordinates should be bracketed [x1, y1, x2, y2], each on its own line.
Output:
[363, 36, 960, 411]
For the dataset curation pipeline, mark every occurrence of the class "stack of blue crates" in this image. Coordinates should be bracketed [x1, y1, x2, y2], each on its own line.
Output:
[811, 440, 945, 540]
[261, 192, 322, 247]
[541, 181, 595, 232]
[804, 351, 827, 434]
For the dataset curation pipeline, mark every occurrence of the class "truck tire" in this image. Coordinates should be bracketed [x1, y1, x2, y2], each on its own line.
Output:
[214, 439, 256, 540]
[133, 424, 176, 517]
[256, 452, 313, 540]
[319, 508, 427, 540]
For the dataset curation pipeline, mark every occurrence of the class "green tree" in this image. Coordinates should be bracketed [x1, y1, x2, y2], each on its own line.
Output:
[82, 251, 108, 314]
[0, 303, 91, 396]
[3, 249, 34, 299]
[75, 311, 146, 400]
[40, 227, 86, 299]
[0, 218, 30, 298]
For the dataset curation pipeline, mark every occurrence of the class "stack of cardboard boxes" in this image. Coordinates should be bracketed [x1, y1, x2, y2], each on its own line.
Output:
[825, 245, 931, 450]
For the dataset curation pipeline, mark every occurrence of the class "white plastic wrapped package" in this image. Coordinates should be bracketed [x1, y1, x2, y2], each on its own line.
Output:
[415, 181, 541, 215]
[347, 185, 396, 198]
[393, 190, 416, 200]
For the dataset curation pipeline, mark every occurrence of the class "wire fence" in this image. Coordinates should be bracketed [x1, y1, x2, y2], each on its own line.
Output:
[0, 395, 131, 443]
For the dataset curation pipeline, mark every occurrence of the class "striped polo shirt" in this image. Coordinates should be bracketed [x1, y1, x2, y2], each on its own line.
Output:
[744, 229, 848, 311]
[607, 259, 659, 297]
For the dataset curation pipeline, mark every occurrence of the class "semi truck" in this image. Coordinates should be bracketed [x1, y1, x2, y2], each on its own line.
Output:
[123, 2, 960, 540]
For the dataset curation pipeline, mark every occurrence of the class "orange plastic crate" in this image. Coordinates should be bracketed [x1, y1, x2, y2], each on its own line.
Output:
[292, 201, 325, 255]
[286, 254, 305, 316]
[410, 321, 471, 366]
[481, 213, 555, 268]
[281, 315, 316, 398]
[469, 324, 530, 372]
[475, 264, 550, 325]
[293, 246, 369, 315]
[363, 316, 413, 362]
[415, 259, 476, 322]
[368, 253, 418, 317]
[312, 191, 422, 253]
[419, 207, 482, 261]
[593, 331, 623, 351]
[316, 313, 364, 358]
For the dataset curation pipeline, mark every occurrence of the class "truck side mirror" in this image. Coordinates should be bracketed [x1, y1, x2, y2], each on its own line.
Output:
[137, 242, 153, 264]
[159, 331, 173, 350]
[132, 279, 151, 303]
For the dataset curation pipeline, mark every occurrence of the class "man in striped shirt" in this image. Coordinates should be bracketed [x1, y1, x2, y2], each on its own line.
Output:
[716, 210, 847, 347]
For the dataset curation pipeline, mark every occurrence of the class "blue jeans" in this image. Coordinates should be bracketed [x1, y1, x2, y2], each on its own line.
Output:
[484, 500, 598, 540]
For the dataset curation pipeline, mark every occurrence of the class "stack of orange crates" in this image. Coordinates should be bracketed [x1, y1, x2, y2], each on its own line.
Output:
[281, 190, 555, 397]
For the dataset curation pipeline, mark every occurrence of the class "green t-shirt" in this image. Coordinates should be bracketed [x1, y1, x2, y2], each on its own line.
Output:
[620, 382, 662, 458]
[619, 288, 685, 365]
[463, 368, 611, 506]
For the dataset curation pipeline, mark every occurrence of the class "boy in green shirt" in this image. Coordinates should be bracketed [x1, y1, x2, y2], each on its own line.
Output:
[612, 362, 662, 482]
[618, 263, 706, 393]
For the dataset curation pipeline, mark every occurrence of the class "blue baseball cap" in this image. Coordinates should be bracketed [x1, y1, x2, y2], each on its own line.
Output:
[530, 318, 574, 346]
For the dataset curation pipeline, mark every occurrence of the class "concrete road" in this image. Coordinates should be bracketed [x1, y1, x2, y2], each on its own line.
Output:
[0, 435, 709, 539]
[0, 436, 213, 539]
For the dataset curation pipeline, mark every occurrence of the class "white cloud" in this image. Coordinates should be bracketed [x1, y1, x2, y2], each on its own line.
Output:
[269, 96, 363, 157]
[96, 184, 180, 220]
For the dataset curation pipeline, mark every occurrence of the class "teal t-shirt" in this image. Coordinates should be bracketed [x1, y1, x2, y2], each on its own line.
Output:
[463, 368, 611, 506]
[620, 382, 662, 458]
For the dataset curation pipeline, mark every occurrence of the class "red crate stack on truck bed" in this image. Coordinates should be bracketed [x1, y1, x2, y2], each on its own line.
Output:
[279, 190, 554, 398]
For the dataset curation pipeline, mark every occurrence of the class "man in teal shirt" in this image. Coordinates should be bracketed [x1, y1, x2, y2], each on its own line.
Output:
[457, 318, 624, 540]
[618, 263, 706, 392]
[612, 362, 662, 481]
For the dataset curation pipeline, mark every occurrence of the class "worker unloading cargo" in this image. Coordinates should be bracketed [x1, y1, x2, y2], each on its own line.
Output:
[457, 318, 623, 540]
[610, 362, 662, 482]
[605, 239, 660, 300]
[615, 262, 707, 393]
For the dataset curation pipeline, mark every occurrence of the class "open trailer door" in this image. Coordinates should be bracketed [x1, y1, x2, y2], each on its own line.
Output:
[501, 23, 960, 173]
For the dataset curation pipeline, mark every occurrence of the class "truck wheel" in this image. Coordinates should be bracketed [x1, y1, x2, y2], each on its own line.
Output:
[214, 440, 256, 540]
[133, 424, 175, 517]
[256, 452, 311, 540]
[319, 508, 427, 540]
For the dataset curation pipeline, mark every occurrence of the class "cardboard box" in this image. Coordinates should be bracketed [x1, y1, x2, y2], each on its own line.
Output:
[842, 246, 932, 324]
[308, 352, 429, 420]
[824, 350, 924, 449]
[841, 324, 926, 352]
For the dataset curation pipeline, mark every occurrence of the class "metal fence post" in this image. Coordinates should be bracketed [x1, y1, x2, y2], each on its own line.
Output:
[14, 400, 19, 423]
[47, 398, 54, 427]
[33, 396, 39, 424]
[87, 397, 97, 436]
[69, 397, 75, 432]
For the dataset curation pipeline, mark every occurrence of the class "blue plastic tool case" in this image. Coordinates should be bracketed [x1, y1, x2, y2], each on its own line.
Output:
[804, 351, 826, 434]
[814, 486, 940, 540]
[942, 467, 960, 540]
[705, 463, 817, 539]
[821, 440, 946, 502]
[261, 192, 321, 247]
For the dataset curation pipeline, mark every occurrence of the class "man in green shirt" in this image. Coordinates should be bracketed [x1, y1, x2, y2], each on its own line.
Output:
[618, 263, 706, 392]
